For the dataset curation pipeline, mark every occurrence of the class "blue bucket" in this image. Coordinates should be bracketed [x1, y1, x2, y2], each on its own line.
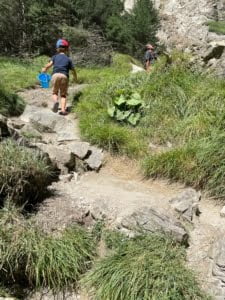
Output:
[38, 73, 51, 88]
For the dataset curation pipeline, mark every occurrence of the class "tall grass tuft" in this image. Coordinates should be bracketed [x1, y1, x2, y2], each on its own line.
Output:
[0, 212, 96, 292]
[0, 85, 25, 116]
[83, 234, 209, 300]
[0, 139, 56, 206]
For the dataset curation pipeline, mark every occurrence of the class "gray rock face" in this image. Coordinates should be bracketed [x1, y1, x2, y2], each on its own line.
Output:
[209, 237, 225, 299]
[169, 188, 201, 222]
[126, 0, 225, 75]
[120, 207, 189, 245]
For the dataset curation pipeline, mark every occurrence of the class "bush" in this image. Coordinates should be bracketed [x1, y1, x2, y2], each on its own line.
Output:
[0, 140, 56, 206]
[0, 214, 96, 291]
[83, 234, 209, 299]
[207, 21, 225, 35]
[0, 85, 25, 116]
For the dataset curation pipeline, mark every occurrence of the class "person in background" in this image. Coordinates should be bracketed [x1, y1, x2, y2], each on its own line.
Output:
[144, 44, 157, 72]
[42, 39, 78, 115]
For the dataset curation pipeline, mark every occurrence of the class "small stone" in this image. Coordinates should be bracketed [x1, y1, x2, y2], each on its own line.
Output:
[220, 206, 225, 218]
[59, 174, 73, 183]
[68, 141, 90, 159]
[85, 146, 104, 170]
[169, 188, 201, 222]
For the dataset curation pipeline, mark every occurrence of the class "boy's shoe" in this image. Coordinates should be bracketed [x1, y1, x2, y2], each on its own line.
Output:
[52, 102, 59, 113]
[59, 111, 68, 116]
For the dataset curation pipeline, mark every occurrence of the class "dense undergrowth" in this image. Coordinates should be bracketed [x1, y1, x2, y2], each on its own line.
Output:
[0, 53, 211, 299]
[0, 140, 56, 207]
[83, 233, 209, 300]
[76, 52, 225, 199]
[0, 208, 96, 295]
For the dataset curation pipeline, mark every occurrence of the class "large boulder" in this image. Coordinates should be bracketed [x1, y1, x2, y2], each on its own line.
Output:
[120, 207, 189, 245]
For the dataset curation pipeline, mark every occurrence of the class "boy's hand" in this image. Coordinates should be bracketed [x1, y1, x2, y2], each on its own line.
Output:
[42, 67, 47, 73]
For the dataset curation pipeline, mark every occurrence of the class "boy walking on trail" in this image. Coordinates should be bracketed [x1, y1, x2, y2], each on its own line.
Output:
[42, 39, 77, 115]
[144, 44, 157, 72]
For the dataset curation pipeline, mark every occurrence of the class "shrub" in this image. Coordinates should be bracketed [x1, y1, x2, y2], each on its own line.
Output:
[83, 234, 209, 300]
[207, 21, 225, 35]
[0, 85, 25, 116]
[0, 140, 56, 206]
[0, 216, 96, 291]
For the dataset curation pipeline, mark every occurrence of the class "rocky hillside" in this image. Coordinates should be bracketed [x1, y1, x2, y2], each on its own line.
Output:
[126, 0, 225, 75]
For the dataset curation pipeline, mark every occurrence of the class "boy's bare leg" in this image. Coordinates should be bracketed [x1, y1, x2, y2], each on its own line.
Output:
[52, 94, 58, 103]
[61, 96, 67, 113]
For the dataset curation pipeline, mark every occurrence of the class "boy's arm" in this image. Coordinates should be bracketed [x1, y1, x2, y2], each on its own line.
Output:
[42, 61, 53, 73]
[71, 68, 78, 83]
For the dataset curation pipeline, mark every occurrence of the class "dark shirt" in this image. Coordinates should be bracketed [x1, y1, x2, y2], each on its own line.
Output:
[51, 53, 74, 77]
[145, 50, 157, 63]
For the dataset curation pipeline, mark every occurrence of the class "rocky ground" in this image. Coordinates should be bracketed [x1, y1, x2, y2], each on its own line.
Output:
[2, 84, 225, 299]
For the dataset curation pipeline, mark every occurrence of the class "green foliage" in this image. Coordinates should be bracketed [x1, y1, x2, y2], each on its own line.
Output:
[0, 56, 47, 92]
[207, 20, 225, 35]
[0, 85, 25, 117]
[0, 0, 159, 58]
[77, 51, 225, 200]
[0, 140, 55, 206]
[83, 234, 209, 300]
[0, 213, 96, 291]
[105, 0, 159, 57]
[108, 91, 144, 125]
[76, 54, 148, 157]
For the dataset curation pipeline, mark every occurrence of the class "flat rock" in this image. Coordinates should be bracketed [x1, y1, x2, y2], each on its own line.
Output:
[120, 207, 189, 245]
[20, 123, 42, 139]
[85, 146, 104, 170]
[20, 105, 76, 135]
[169, 188, 201, 222]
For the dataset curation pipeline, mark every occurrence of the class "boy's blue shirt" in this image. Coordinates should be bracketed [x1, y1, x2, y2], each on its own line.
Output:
[51, 53, 74, 77]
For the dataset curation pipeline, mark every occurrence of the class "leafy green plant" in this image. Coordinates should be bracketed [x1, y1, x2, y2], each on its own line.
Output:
[108, 91, 144, 126]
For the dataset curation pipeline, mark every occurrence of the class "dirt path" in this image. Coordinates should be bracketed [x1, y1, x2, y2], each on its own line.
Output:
[16, 86, 225, 300]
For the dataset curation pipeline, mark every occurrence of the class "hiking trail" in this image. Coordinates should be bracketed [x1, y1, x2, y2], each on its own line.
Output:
[8, 85, 225, 299]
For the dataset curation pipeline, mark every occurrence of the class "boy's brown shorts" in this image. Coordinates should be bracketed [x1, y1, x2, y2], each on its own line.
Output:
[52, 73, 69, 97]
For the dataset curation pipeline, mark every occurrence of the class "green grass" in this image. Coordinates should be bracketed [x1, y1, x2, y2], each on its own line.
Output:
[0, 56, 47, 92]
[83, 234, 209, 300]
[75, 53, 148, 158]
[0, 85, 25, 116]
[0, 209, 96, 293]
[207, 21, 225, 35]
[0, 139, 56, 206]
